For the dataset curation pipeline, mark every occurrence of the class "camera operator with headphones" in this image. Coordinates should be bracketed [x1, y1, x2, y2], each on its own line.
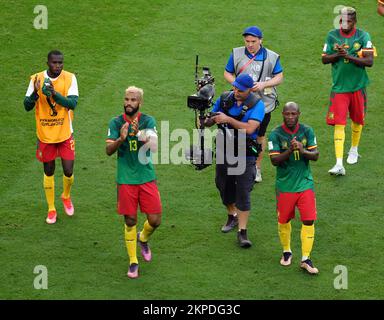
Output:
[205, 73, 265, 248]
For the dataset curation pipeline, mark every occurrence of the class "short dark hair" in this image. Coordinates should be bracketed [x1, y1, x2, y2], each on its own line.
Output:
[47, 50, 63, 60]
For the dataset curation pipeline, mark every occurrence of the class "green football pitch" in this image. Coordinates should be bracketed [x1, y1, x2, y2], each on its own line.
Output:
[1, 0, 383, 300]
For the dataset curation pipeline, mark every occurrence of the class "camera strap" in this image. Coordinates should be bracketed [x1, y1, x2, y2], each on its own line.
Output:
[238, 54, 258, 75]
[220, 91, 260, 121]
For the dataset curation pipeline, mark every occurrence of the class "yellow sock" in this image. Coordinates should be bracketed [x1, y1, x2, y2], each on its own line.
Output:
[351, 121, 363, 147]
[43, 174, 55, 211]
[334, 125, 345, 160]
[62, 175, 74, 199]
[278, 222, 291, 252]
[301, 224, 315, 259]
[139, 220, 155, 242]
[125, 225, 138, 265]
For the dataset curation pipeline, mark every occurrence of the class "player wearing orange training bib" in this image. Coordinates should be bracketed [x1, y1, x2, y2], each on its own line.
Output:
[24, 50, 79, 224]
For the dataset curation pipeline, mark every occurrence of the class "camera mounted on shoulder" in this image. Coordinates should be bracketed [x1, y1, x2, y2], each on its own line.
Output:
[218, 90, 263, 158]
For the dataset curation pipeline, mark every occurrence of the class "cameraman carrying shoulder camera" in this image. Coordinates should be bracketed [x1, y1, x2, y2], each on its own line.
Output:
[205, 73, 265, 248]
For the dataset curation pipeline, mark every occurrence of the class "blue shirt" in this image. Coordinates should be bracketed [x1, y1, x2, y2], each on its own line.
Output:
[212, 93, 265, 140]
[225, 47, 283, 75]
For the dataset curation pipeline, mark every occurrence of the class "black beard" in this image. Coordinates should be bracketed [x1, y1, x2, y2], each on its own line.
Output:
[124, 105, 139, 116]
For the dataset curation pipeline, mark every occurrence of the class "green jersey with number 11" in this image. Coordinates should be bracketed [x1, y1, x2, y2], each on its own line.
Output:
[268, 123, 317, 192]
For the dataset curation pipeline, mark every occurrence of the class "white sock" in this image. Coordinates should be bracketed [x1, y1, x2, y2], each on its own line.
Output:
[336, 158, 343, 166]
[302, 256, 308, 262]
[350, 146, 358, 153]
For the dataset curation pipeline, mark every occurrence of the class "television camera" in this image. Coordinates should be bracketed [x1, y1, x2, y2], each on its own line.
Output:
[185, 55, 217, 170]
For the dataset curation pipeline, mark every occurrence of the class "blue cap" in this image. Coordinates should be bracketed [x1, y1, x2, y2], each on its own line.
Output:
[242, 26, 263, 38]
[232, 73, 254, 91]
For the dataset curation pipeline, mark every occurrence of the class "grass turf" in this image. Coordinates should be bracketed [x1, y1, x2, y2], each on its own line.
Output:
[0, 0, 383, 299]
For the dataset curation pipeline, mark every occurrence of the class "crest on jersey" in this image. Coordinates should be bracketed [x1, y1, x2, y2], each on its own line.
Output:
[353, 42, 361, 51]
[302, 138, 307, 147]
[282, 140, 288, 150]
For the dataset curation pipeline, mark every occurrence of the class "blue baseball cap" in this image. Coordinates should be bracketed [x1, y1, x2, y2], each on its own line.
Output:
[242, 26, 263, 38]
[232, 73, 254, 91]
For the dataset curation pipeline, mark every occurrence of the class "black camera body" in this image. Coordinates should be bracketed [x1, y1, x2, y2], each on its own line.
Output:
[185, 57, 217, 170]
[187, 66, 215, 111]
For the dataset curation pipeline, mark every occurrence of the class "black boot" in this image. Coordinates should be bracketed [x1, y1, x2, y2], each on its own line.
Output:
[237, 229, 252, 248]
[221, 214, 238, 233]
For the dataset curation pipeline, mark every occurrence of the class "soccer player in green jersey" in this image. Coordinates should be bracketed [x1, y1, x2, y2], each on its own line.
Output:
[106, 86, 162, 279]
[322, 7, 374, 176]
[268, 102, 319, 274]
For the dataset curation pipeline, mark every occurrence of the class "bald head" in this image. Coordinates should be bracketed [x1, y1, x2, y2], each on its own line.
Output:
[282, 102, 301, 129]
[283, 101, 300, 113]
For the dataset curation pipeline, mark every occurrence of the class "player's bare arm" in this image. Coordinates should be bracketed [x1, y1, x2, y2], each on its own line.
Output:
[322, 49, 346, 64]
[270, 148, 293, 166]
[345, 51, 373, 67]
[33, 76, 41, 93]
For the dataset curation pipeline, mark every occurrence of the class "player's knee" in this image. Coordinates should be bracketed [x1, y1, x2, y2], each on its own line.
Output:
[43, 163, 55, 176]
[124, 216, 137, 227]
[62, 160, 74, 177]
[302, 220, 314, 226]
[147, 215, 161, 228]
[44, 170, 55, 176]
[150, 220, 161, 229]
[63, 170, 73, 177]
[63, 165, 73, 177]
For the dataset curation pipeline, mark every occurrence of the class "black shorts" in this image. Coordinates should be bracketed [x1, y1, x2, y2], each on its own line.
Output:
[215, 159, 256, 211]
[258, 112, 271, 137]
